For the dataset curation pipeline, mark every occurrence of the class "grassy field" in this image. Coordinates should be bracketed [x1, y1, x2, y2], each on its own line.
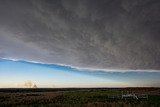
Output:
[0, 88, 160, 107]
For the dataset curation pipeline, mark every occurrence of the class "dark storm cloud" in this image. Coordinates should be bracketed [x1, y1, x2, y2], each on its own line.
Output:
[0, 0, 160, 71]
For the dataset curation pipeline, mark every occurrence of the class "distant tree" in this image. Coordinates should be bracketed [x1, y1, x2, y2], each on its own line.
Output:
[24, 81, 38, 88]
[33, 84, 37, 88]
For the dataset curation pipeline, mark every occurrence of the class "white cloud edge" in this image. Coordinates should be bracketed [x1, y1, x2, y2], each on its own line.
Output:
[1, 57, 160, 72]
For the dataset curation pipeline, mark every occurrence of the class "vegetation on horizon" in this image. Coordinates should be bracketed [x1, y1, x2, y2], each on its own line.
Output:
[0, 88, 160, 107]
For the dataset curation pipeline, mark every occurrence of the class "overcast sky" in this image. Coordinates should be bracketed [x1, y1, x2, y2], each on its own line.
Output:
[0, 0, 160, 72]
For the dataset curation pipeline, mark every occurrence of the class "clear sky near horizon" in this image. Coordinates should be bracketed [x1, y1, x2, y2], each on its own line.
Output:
[0, 59, 160, 88]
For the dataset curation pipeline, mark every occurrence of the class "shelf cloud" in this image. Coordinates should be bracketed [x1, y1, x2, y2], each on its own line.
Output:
[0, 0, 160, 72]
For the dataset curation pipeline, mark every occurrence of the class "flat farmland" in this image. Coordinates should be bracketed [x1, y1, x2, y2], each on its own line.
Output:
[0, 88, 160, 107]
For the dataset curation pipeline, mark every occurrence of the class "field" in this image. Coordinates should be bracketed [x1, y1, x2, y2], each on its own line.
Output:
[0, 88, 160, 107]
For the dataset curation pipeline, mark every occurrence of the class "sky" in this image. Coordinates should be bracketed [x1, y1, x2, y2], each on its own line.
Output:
[0, 59, 160, 88]
[0, 0, 160, 88]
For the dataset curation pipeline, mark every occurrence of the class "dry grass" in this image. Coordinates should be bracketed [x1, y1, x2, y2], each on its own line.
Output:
[0, 88, 159, 107]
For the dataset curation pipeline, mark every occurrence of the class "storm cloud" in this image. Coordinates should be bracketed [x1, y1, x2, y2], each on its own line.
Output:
[0, 0, 160, 71]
